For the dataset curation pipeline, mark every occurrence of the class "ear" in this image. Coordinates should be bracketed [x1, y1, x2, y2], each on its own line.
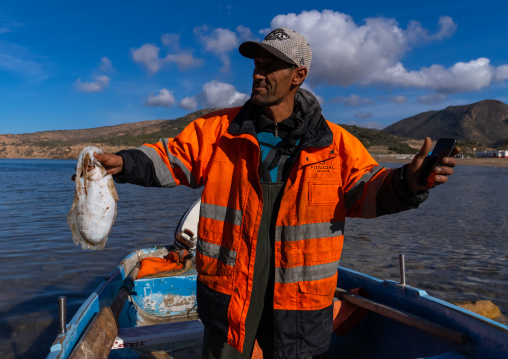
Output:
[292, 67, 308, 86]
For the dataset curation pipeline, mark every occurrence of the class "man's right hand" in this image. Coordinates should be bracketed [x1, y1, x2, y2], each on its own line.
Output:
[71, 152, 124, 181]
[94, 152, 124, 175]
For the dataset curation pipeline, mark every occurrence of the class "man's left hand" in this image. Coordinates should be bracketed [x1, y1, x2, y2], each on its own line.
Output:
[405, 137, 460, 191]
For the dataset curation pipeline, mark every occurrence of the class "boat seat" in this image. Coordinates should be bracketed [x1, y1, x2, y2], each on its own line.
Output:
[112, 319, 204, 350]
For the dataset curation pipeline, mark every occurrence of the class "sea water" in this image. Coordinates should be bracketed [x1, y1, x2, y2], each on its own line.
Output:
[0, 159, 507, 358]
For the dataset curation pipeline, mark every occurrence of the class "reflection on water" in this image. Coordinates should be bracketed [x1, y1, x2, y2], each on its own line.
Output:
[0, 159, 507, 358]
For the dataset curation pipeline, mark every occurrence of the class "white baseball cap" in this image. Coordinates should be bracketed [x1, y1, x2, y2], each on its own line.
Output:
[239, 28, 312, 71]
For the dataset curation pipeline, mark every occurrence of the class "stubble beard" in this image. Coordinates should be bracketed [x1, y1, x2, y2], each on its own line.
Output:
[251, 81, 274, 106]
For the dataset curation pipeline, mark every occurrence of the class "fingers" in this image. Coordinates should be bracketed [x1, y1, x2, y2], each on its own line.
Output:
[412, 137, 432, 163]
[432, 165, 454, 185]
[404, 137, 432, 190]
[405, 138, 459, 191]
[93, 152, 124, 175]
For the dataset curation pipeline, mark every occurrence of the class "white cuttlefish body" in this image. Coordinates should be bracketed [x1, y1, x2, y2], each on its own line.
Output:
[68, 146, 119, 250]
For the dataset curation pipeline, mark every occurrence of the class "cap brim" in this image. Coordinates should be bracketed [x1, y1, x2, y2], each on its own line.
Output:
[239, 41, 297, 66]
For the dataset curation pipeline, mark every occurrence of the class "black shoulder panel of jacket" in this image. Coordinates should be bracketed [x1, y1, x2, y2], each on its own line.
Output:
[113, 149, 162, 187]
[376, 164, 429, 216]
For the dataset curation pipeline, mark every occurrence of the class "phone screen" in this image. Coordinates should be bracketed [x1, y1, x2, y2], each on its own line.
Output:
[418, 138, 456, 187]
[428, 138, 457, 160]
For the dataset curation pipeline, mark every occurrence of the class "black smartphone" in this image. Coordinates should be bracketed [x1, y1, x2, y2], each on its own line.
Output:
[418, 138, 457, 187]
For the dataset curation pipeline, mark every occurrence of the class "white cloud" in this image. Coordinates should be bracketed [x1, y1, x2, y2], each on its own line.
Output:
[165, 53, 203, 70]
[0, 40, 47, 80]
[201, 80, 249, 107]
[236, 25, 257, 42]
[270, 10, 409, 86]
[406, 15, 457, 44]
[495, 65, 508, 81]
[181, 81, 249, 110]
[267, 10, 508, 94]
[131, 41, 202, 73]
[417, 93, 448, 105]
[355, 111, 373, 120]
[99, 57, 113, 72]
[349, 120, 385, 130]
[387, 95, 408, 105]
[375, 58, 494, 93]
[180, 96, 198, 111]
[74, 75, 110, 92]
[194, 25, 255, 71]
[131, 43, 161, 73]
[195, 26, 238, 54]
[145, 88, 176, 107]
[161, 33, 180, 48]
[259, 28, 271, 36]
[332, 94, 375, 107]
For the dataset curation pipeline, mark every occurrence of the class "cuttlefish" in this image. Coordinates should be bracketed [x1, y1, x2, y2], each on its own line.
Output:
[68, 146, 119, 250]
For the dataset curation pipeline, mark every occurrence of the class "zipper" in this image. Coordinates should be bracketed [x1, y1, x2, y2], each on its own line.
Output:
[274, 123, 278, 138]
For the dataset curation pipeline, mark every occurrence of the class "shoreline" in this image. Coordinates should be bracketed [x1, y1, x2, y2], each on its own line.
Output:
[374, 156, 508, 168]
[2, 156, 508, 168]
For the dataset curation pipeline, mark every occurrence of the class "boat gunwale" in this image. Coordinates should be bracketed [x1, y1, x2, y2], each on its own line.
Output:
[47, 247, 174, 359]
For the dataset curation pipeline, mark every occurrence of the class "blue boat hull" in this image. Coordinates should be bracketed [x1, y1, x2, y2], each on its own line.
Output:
[47, 247, 508, 359]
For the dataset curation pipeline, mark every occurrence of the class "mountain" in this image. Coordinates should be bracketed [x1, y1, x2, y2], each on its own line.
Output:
[0, 109, 220, 159]
[0, 108, 416, 159]
[383, 100, 508, 147]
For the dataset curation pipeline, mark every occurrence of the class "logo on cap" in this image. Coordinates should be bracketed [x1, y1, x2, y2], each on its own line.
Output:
[265, 29, 290, 41]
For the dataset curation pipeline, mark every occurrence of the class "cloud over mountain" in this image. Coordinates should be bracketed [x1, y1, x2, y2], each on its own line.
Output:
[269, 10, 507, 94]
[179, 80, 249, 110]
[146, 89, 176, 107]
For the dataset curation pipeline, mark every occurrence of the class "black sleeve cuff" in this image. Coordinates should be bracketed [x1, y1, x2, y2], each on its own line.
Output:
[395, 164, 430, 206]
[113, 149, 161, 187]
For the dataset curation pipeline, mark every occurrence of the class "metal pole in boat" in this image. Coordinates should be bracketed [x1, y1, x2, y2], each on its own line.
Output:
[399, 254, 406, 286]
[58, 296, 67, 334]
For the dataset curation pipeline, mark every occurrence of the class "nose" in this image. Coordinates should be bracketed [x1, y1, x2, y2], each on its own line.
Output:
[253, 66, 265, 80]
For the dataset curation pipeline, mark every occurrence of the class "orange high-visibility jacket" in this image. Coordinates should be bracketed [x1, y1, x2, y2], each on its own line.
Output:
[115, 101, 426, 358]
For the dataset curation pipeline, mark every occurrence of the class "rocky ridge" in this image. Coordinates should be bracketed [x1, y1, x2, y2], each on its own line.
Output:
[383, 99, 508, 147]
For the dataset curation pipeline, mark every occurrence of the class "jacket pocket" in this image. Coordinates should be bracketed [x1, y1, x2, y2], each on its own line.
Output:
[297, 271, 337, 295]
[308, 182, 341, 206]
[297, 275, 337, 309]
[196, 238, 236, 277]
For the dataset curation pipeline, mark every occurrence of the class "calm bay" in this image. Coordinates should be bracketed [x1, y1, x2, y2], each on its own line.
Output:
[0, 159, 506, 358]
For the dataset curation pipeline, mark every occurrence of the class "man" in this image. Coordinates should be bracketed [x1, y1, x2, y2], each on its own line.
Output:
[94, 28, 458, 358]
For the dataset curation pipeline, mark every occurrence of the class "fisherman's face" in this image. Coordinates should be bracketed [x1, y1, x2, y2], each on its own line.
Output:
[250, 50, 296, 107]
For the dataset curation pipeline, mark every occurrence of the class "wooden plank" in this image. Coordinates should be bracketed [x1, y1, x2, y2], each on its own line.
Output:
[69, 266, 140, 359]
[112, 320, 204, 350]
[335, 287, 468, 344]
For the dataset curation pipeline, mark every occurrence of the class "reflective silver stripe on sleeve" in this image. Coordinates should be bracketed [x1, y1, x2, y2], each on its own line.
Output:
[345, 165, 384, 212]
[275, 221, 345, 242]
[275, 260, 340, 284]
[159, 138, 198, 188]
[200, 202, 243, 226]
[197, 239, 237, 267]
[136, 145, 176, 187]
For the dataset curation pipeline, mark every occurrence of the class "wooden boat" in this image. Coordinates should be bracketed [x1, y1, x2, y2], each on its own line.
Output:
[46, 245, 508, 359]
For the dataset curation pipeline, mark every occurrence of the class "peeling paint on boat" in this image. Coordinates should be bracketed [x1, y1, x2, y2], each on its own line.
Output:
[141, 291, 196, 314]
[130, 275, 197, 321]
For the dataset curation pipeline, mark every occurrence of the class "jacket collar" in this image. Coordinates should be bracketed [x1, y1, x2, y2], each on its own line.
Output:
[228, 89, 333, 150]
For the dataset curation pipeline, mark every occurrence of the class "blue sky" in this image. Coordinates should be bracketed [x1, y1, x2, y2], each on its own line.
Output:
[1, 0, 507, 134]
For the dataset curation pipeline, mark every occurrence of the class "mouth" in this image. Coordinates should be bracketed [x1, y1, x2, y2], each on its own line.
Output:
[252, 82, 268, 93]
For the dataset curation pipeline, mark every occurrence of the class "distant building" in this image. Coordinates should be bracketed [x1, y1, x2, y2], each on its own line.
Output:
[476, 150, 508, 158]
